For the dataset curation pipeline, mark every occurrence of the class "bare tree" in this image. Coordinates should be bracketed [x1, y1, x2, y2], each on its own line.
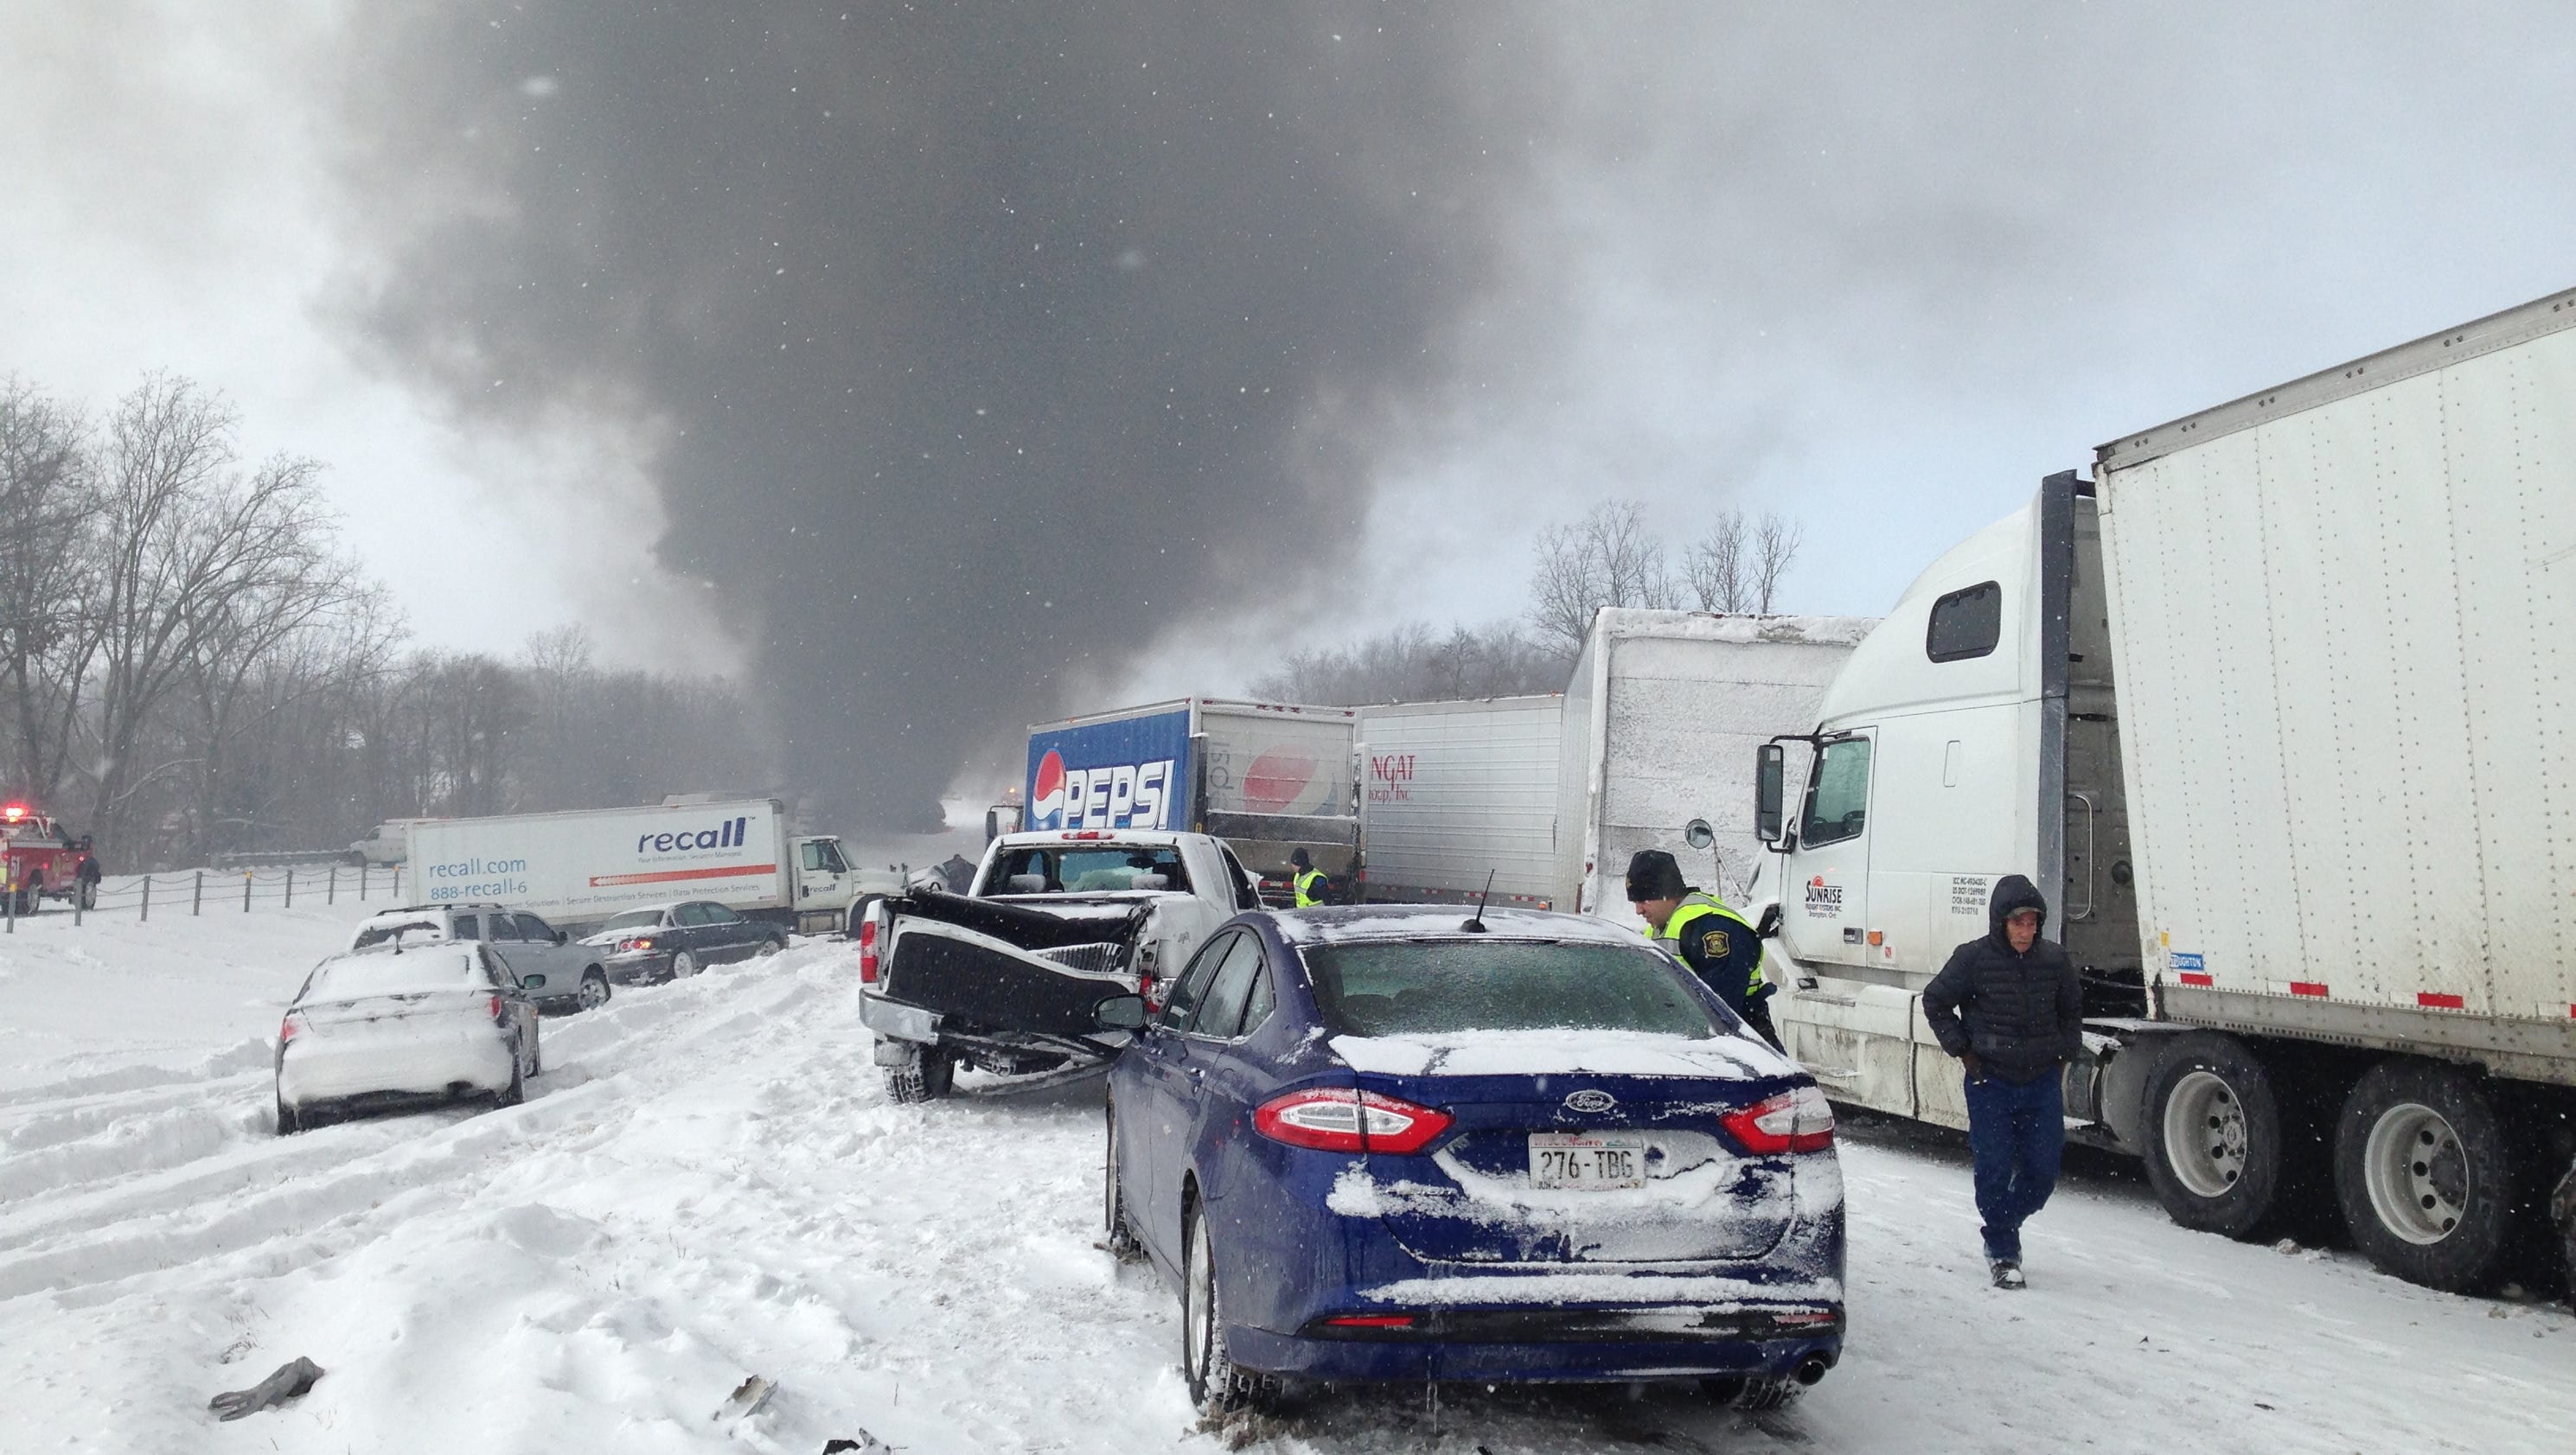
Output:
[1684, 507, 1751, 614]
[1753, 512, 1806, 613]
[0, 378, 99, 800]
[1528, 499, 1678, 651]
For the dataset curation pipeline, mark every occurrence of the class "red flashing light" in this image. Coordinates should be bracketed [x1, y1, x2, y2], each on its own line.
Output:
[1254, 1087, 1452, 1155]
[1718, 1086, 1837, 1155]
[1, 803, 25, 821]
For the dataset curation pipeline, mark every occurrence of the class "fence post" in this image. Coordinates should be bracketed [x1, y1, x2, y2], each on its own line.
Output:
[242, 871, 252, 913]
[393, 865, 402, 900]
[193, 870, 203, 916]
[141, 874, 150, 923]
[284, 868, 294, 909]
[328, 865, 336, 905]
[72, 880, 81, 927]
[6, 873, 14, 935]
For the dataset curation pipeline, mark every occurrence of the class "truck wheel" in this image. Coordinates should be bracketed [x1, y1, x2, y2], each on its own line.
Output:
[2142, 1032, 2285, 1238]
[12, 882, 38, 916]
[2335, 1059, 2515, 1292]
[75, 878, 95, 910]
[1104, 1098, 1144, 1261]
[847, 896, 882, 938]
[882, 1043, 955, 1104]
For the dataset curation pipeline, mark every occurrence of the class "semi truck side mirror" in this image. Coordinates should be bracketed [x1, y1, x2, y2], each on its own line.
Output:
[1756, 744, 1787, 844]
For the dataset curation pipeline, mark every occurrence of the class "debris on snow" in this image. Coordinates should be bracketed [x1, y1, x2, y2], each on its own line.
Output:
[716, 1373, 777, 1423]
[206, 1355, 323, 1421]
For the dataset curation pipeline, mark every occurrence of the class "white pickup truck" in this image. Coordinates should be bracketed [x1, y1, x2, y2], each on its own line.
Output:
[854, 829, 1262, 1101]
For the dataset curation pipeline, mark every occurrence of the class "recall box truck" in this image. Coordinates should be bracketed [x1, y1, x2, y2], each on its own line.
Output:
[405, 798, 898, 935]
[1753, 284, 2576, 1294]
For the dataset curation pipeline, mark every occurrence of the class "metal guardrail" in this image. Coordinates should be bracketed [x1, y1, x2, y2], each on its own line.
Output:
[3, 862, 408, 932]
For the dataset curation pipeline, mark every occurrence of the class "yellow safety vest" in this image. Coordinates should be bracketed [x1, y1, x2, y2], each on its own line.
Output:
[1293, 868, 1327, 908]
[1657, 891, 1767, 1001]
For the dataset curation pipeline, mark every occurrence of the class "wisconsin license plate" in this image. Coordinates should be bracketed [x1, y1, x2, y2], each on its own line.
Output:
[1528, 1133, 1646, 1190]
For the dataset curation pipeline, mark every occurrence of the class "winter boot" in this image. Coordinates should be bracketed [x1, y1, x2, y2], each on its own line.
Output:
[1987, 1258, 2025, 1290]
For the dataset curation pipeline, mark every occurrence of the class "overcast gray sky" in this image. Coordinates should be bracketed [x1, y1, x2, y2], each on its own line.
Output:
[5, 3, 2573, 820]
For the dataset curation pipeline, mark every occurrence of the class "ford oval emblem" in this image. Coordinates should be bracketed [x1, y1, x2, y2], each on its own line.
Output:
[1563, 1088, 1616, 1114]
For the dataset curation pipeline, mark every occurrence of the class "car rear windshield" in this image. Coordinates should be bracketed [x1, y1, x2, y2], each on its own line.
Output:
[1300, 939, 1721, 1039]
[600, 909, 663, 931]
[352, 919, 442, 949]
[301, 948, 485, 1000]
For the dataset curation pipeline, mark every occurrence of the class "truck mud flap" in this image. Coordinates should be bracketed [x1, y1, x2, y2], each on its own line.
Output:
[879, 914, 1138, 1038]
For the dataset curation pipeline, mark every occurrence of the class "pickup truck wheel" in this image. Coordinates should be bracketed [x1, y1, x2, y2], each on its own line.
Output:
[2142, 1032, 2285, 1238]
[1104, 1099, 1144, 1261]
[1182, 1197, 1282, 1415]
[882, 1043, 955, 1103]
[2336, 1059, 2515, 1292]
[577, 972, 610, 1011]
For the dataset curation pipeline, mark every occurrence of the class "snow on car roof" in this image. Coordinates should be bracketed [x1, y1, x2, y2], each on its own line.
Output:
[300, 944, 484, 1000]
[1266, 904, 1644, 947]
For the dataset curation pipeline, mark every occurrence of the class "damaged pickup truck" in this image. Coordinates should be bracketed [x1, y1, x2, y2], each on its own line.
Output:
[857, 830, 1262, 1101]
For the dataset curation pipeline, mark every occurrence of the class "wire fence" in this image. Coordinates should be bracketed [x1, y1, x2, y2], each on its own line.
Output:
[3, 862, 409, 932]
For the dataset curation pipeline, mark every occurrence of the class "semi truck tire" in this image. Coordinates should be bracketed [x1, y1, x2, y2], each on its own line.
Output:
[2335, 1059, 2515, 1292]
[2141, 1032, 2285, 1238]
[2551, 1156, 2576, 1311]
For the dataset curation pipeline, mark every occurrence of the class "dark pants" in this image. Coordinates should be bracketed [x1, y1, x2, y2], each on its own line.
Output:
[1740, 999, 1781, 1052]
[1965, 1069, 2064, 1261]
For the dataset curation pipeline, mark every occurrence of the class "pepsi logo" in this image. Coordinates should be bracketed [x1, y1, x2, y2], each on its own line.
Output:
[1031, 753, 1177, 831]
[1241, 748, 1318, 814]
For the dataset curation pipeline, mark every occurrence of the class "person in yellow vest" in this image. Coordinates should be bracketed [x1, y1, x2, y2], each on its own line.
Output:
[1288, 848, 1329, 908]
[1627, 849, 1778, 1050]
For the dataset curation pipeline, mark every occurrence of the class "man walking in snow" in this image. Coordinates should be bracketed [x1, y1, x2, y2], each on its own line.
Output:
[1627, 849, 1779, 1050]
[1921, 875, 2085, 1288]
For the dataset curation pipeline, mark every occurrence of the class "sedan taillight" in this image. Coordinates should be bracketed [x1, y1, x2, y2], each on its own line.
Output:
[1719, 1085, 1836, 1154]
[618, 935, 655, 953]
[483, 995, 503, 1022]
[857, 917, 879, 984]
[1254, 1088, 1453, 1155]
[278, 1011, 302, 1043]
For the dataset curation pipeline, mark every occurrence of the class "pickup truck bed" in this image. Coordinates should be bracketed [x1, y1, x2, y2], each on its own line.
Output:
[873, 890, 1147, 1038]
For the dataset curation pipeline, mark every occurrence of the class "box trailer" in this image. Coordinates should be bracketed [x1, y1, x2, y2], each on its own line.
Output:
[1354, 694, 1563, 908]
[1754, 284, 2576, 1293]
[1557, 609, 1873, 927]
[404, 799, 896, 935]
[1024, 698, 1360, 889]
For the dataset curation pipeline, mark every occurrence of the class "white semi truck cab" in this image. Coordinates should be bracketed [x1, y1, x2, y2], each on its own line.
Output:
[1752, 287, 2576, 1298]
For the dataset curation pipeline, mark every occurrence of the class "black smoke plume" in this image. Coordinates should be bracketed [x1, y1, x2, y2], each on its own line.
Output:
[336, 3, 1552, 827]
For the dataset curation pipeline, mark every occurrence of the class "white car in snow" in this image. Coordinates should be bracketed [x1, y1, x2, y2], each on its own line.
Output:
[274, 941, 545, 1133]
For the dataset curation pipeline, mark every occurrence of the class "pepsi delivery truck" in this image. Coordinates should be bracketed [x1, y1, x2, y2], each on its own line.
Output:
[1024, 698, 1360, 898]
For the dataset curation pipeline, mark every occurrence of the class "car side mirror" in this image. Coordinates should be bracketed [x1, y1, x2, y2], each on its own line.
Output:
[520, 973, 547, 990]
[1756, 743, 1786, 845]
[1093, 993, 1148, 1031]
[554, 930, 568, 945]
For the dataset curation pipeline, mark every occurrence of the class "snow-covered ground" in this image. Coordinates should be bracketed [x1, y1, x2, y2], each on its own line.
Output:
[2, 906, 2569, 1454]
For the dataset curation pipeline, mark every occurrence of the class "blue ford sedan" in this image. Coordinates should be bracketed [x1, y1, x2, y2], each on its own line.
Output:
[1103, 904, 1844, 1414]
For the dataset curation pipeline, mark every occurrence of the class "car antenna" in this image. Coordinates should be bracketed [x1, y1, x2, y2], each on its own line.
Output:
[1461, 871, 1495, 935]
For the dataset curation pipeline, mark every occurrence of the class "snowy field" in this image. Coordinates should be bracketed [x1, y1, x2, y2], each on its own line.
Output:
[2, 906, 2570, 1454]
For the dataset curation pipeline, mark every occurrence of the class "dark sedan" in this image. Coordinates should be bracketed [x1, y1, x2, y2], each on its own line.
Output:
[1104, 904, 1845, 1415]
[581, 899, 785, 984]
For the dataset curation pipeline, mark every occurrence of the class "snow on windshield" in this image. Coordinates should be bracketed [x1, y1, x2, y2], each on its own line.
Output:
[1301, 939, 1718, 1039]
[300, 948, 485, 1001]
[352, 917, 443, 949]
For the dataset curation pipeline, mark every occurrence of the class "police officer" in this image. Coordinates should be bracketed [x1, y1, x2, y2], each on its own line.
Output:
[1288, 848, 1329, 908]
[1627, 849, 1777, 1049]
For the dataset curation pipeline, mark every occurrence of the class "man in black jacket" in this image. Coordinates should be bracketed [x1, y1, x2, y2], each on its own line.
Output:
[1921, 874, 2085, 1288]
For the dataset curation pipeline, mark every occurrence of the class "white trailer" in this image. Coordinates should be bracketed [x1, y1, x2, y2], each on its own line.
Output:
[1355, 694, 1563, 908]
[404, 799, 898, 935]
[1755, 284, 2576, 1293]
[1557, 609, 1873, 928]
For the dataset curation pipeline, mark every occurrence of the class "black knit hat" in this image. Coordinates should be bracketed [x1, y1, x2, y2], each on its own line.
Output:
[1625, 849, 1687, 903]
[1289, 847, 1313, 870]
